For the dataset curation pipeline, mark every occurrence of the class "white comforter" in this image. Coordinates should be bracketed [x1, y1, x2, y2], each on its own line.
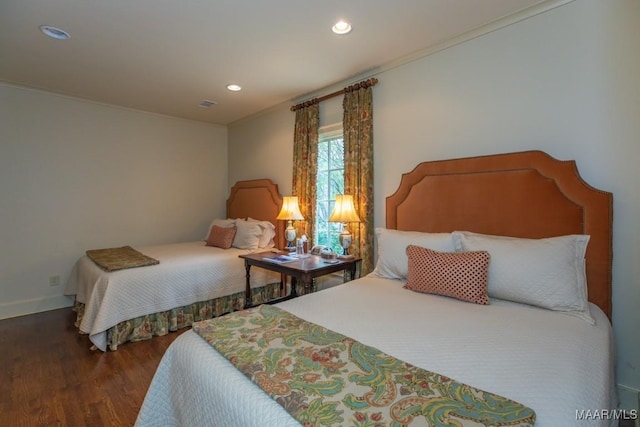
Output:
[64, 241, 279, 351]
[136, 276, 616, 427]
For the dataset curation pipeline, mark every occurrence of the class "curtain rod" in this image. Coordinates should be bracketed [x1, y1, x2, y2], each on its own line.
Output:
[290, 77, 378, 112]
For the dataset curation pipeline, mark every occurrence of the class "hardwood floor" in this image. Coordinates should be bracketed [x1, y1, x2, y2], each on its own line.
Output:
[2, 308, 637, 427]
[0, 308, 186, 426]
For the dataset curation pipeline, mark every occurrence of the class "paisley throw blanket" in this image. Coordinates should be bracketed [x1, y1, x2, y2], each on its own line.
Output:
[86, 246, 159, 272]
[192, 305, 535, 427]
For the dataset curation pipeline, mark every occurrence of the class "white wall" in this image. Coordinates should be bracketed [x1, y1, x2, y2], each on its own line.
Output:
[229, 0, 640, 410]
[0, 83, 228, 318]
[229, 106, 294, 195]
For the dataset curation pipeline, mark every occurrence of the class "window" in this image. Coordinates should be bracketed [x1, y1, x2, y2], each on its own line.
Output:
[315, 124, 344, 253]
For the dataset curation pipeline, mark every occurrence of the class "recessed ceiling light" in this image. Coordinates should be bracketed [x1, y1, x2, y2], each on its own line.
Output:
[226, 84, 242, 92]
[39, 25, 71, 40]
[332, 20, 352, 35]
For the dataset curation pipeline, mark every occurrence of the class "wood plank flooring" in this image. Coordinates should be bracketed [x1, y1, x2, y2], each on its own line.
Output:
[0, 308, 186, 426]
[1, 307, 636, 427]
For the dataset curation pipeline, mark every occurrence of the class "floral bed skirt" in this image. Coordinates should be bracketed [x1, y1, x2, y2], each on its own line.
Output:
[72, 281, 282, 351]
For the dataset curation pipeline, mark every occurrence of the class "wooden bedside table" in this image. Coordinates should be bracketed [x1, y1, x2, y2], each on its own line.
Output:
[239, 252, 361, 308]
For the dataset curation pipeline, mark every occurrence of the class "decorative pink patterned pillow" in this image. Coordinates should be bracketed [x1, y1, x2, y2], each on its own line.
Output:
[404, 245, 491, 305]
[206, 225, 237, 249]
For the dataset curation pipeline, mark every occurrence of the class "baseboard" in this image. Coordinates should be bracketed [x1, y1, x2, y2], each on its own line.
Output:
[618, 384, 640, 426]
[0, 295, 74, 320]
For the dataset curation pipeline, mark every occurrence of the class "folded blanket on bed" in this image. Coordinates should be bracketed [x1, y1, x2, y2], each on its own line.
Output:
[86, 246, 159, 272]
[192, 305, 536, 427]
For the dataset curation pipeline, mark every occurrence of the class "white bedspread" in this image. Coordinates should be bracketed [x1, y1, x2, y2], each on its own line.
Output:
[64, 241, 279, 351]
[136, 276, 616, 427]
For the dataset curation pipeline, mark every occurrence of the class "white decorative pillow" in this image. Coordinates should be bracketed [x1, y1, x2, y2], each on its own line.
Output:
[247, 218, 276, 248]
[452, 231, 593, 324]
[370, 228, 455, 280]
[203, 218, 236, 241]
[232, 220, 264, 250]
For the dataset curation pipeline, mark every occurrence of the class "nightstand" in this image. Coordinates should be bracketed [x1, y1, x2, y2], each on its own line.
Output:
[239, 252, 361, 308]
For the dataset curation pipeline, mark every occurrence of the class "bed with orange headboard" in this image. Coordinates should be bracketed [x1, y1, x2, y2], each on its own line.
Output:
[137, 151, 615, 427]
[65, 179, 286, 351]
[386, 150, 612, 319]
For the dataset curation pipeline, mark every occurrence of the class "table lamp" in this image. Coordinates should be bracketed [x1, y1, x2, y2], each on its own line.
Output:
[277, 196, 304, 250]
[328, 194, 361, 259]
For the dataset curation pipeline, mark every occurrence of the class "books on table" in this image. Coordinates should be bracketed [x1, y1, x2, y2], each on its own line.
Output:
[263, 254, 298, 264]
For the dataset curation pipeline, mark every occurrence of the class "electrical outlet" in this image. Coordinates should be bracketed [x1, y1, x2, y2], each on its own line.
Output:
[49, 275, 60, 286]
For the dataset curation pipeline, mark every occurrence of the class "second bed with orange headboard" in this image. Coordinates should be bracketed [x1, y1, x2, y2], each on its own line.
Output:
[64, 179, 285, 351]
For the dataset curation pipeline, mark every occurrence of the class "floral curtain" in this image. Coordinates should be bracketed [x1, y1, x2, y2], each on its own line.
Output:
[343, 83, 374, 275]
[291, 102, 319, 241]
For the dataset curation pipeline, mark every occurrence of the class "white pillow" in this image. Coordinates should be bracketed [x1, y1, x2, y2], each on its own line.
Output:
[203, 218, 236, 241]
[452, 231, 594, 324]
[247, 218, 276, 248]
[370, 228, 455, 280]
[232, 220, 264, 250]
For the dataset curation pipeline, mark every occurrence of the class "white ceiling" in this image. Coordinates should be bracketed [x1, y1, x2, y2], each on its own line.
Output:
[0, 0, 553, 125]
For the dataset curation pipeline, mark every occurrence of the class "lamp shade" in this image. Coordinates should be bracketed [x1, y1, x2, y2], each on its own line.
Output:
[277, 196, 304, 220]
[329, 195, 361, 223]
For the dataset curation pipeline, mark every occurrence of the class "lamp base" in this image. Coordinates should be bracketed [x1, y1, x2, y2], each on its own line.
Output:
[284, 220, 297, 252]
[338, 225, 353, 257]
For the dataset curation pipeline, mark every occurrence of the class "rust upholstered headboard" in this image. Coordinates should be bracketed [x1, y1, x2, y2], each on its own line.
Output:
[226, 179, 285, 250]
[386, 150, 613, 319]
